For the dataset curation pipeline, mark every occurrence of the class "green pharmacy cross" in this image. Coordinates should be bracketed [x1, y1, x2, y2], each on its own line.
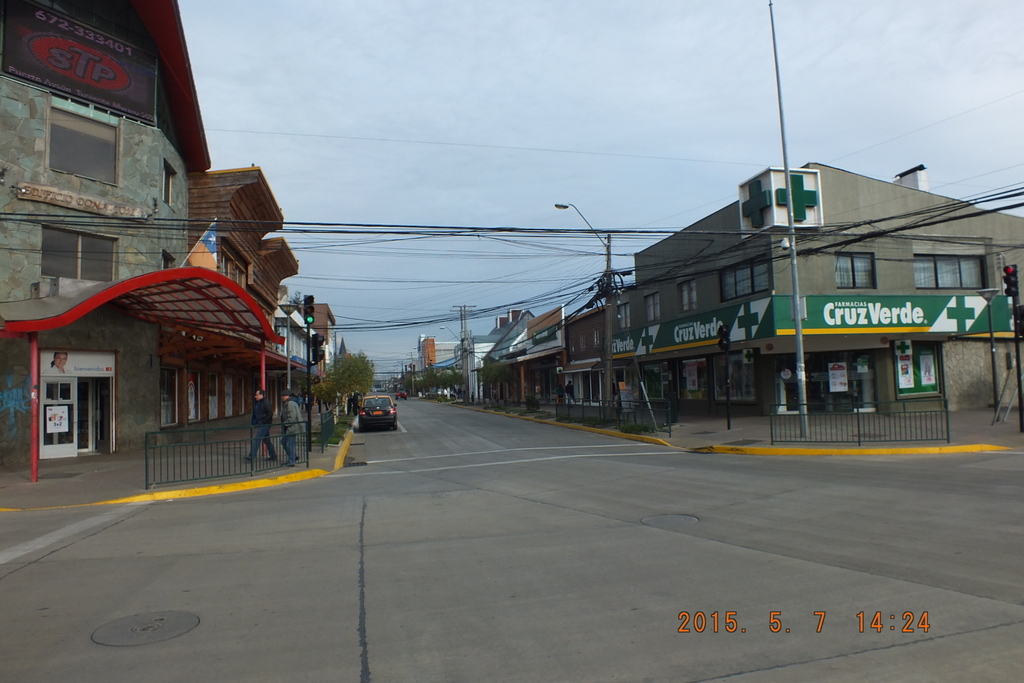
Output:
[945, 297, 977, 333]
[774, 174, 818, 222]
[895, 340, 912, 355]
[741, 180, 772, 228]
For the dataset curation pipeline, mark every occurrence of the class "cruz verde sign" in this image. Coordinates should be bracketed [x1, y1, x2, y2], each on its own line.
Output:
[613, 294, 1011, 358]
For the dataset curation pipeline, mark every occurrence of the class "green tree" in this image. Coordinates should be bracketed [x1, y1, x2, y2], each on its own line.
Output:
[477, 359, 513, 387]
[313, 353, 375, 403]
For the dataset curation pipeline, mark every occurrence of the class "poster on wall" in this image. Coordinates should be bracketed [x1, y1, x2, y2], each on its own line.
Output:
[919, 353, 936, 387]
[45, 405, 69, 433]
[895, 340, 915, 389]
[685, 362, 698, 391]
[828, 362, 848, 393]
[41, 350, 115, 376]
[187, 372, 199, 421]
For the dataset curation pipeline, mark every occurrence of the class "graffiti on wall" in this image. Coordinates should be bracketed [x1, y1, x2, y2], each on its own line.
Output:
[1, 373, 33, 437]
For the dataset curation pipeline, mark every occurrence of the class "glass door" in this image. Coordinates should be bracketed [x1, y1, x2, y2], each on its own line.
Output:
[41, 378, 77, 459]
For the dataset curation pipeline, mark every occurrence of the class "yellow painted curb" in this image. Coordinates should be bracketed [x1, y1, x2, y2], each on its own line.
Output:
[693, 444, 1010, 456]
[335, 429, 354, 470]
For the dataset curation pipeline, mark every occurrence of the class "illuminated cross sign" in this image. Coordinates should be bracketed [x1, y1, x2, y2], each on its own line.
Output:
[738, 168, 823, 231]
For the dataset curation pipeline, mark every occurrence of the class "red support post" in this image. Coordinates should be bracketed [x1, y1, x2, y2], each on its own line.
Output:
[29, 331, 39, 483]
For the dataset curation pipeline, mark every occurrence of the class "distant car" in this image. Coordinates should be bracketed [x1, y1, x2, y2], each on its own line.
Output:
[395, 388, 408, 399]
[358, 394, 398, 431]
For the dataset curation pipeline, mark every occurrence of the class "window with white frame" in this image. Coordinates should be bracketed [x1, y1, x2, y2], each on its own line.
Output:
[679, 280, 697, 311]
[49, 107, 117, 184]
[835, 253, 876, 289]
[41, 227, 116, 281]
[617, 302, 630, 330]
[914, 255, 984, 289]
[645, 292, 661, 322]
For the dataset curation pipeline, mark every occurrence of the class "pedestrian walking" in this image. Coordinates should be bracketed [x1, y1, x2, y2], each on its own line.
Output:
[246, 389, 277, 462]
[279, 389, 303, 467]
[565, 380, 575, 403]
[555, 384, 565, 404]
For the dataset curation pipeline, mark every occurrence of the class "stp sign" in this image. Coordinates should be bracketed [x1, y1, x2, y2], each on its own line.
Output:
[29, 36, 131, 90]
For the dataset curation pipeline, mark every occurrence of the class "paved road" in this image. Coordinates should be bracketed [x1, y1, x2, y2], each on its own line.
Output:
[3, 398, 1024, 681]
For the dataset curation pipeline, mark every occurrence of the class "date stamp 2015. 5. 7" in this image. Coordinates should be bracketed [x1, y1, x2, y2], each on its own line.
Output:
[677, 611, 931, 635]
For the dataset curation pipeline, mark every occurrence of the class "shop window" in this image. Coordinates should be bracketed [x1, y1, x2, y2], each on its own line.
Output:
[895, 340, 940, 396]
[835, 253, 876, 289]
[680, 359, 708, 400]
[49, 108, 117, 184]
[208, 373, 219, 419]
[679, 280, 697, 311]
[617, 302, 630, 330]
[160, 368, 178, 426]
[714, 353, 756, 402]
[914, 255, 984, 289]
[720, 261, 770, 301]
[645, 292, 661, 322]
[41, 227, 116, 281]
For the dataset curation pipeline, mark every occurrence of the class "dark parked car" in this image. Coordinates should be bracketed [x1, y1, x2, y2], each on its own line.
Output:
[358, 394, 398, 431]
[395, 388, 408, 399]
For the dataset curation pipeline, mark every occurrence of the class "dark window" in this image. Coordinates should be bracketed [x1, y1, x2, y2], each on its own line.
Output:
[163, 160, 177, 204]
[835, 253, 876, 289]
[720, 261, 770, 300]
[914, 255, 984, 289]
[41, 227, 116, 281]
[49, 109, 117, 184]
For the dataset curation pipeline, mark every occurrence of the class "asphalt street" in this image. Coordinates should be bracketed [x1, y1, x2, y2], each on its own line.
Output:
[2, 398, 1023, 682]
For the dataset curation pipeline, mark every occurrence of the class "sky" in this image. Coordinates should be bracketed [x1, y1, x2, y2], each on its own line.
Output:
[176, 0, 1024, 376]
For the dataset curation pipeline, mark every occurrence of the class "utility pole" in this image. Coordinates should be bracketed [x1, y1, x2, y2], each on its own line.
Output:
[454, 305, 476, 403]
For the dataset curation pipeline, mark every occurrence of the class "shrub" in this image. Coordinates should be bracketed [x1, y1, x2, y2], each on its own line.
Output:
[524, 395, 540, 411]
[621, 422, 657, 434]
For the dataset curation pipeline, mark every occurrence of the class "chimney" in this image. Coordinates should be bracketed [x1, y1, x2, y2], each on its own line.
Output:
[894, 164, 929, 192]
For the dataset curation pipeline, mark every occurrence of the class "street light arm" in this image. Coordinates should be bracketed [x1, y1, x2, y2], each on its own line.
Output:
[555, 203, 607, 248]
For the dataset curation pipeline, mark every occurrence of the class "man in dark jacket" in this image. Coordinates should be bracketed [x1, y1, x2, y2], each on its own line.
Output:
[246, 389, 277, 462]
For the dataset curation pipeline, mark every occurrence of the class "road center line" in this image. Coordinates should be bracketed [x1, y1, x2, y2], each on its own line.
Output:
[368, 443, 657, 465]
[0, 504, 148, 565]
[335, 451, 670, 476]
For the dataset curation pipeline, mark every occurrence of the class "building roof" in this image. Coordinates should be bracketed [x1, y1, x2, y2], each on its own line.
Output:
[130, 0, 210, 171]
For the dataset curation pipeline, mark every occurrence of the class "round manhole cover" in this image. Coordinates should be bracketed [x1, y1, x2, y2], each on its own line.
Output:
[642, 514, 700, 533]
[92, 611, 200, 647]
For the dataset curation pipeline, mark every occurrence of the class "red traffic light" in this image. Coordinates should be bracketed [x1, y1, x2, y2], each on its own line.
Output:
[1004, 265, 1019, 298]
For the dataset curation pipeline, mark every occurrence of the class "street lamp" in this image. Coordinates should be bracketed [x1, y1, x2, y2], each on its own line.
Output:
[978, 288, 1000, 416]
[555, 203, 614, 409]
[279, 303, 300, 392]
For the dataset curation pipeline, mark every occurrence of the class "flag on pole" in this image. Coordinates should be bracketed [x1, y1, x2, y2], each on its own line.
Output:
[186, 221, 218, 270]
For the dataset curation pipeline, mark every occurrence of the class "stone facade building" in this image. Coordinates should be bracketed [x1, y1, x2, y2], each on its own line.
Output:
[0, 0, 297, 470]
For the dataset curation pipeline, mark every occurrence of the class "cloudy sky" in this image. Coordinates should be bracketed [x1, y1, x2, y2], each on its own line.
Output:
[176, 0, 1024, 374]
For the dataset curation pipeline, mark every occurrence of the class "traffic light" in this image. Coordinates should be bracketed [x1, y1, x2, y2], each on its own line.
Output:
[303, 295, 316, 325]
[310, 333, 324, 364]
[717, 324, 731, 352]
[1003, 265, 1019, 298]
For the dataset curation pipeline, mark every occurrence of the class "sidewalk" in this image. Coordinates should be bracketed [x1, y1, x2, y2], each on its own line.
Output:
[0, 436, 349, 512]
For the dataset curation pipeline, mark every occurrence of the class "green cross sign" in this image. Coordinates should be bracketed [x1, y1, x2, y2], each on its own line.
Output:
[945, 297, 977, 333]
[741, 180, 772, 228]
[736, 304, 760, 340]
[742, 348, 755, 364]
[895, 340, 912, 355]
[774, 174, 818, 222]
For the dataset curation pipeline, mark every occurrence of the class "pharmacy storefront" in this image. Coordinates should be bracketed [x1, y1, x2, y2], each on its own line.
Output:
[40, 350, 116, 458]
[615, 294, 1012, 415]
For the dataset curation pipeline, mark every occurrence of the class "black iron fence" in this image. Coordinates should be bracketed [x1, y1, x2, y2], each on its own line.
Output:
[769, 399, 950, 444]
[145, 424, 308, 489]
[554, 398, 676, 434]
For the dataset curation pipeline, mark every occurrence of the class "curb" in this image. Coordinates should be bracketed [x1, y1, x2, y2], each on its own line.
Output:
[460, 404, 673, 448]
[691, 443, 1010, 456]
[1, 428, 357, 512]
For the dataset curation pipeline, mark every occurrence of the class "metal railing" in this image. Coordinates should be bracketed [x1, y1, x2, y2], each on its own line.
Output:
[554, 398, 676, 435]
[769, 399, 950, 444]
[319, 412, 335, 452]
[145, 424, 308, 489]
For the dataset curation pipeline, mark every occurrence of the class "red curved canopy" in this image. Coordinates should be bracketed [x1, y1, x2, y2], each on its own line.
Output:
[3, 268, 284, 344]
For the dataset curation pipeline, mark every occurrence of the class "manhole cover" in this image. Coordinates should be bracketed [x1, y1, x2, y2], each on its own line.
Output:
[92, 611, 199, 647]
[642, 514, 699, 533]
